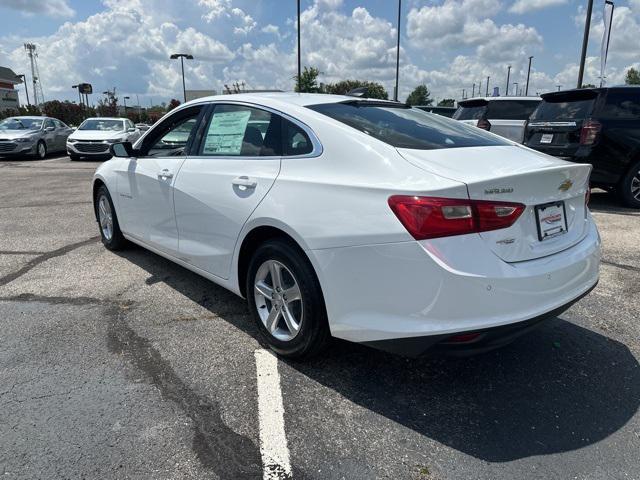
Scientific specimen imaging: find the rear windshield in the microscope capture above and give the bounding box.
[309,102,509,150]
[530,99,595,121]
[454,100,540,120]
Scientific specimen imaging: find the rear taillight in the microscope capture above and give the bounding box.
[580,119,601,146]
[388,196,525,240]
[477,118,491,131]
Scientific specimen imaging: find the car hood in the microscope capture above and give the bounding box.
[0,130,41,140]
[68,130,127,141]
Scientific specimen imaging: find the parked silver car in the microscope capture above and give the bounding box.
[0,116,72,159]
[67,117,141,161]
[453,97,541,143]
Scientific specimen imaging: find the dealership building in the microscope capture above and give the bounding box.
[0,67,22,113]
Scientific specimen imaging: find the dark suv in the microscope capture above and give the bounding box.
[524,86,640,208]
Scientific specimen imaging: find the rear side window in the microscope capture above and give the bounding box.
[486,100,540,120]
[283,119,313,156]
[599,91,640,119]
[531,91,598,121]
[309,102,510,150]
[199,104,281,157]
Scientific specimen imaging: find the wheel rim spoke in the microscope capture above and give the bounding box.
[265,307,281,333]
[254,280,274,299]
[269,262,283,290]
[283,284,301,303]
[281,304,299,334]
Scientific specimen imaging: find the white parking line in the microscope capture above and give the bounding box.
[254,349,292,479]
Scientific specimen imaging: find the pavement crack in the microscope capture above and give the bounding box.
[106,304,262,478]
[602,259,640,274]
[0,250,48,255]
[0,293,103,306]
[0,236,99,287]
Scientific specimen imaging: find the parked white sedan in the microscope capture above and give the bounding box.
[67,117,141,161]
[92,93,600,358]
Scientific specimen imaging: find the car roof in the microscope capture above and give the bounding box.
[182,91,402,109]
[5,116,48,120]
[460,96,542,103]
[83,117,125,121]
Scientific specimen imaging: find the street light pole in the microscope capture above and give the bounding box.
[514,82,519,96]
[472,83,475,97]
[123,96,130,116]
[577,0,594,88]
[297,0,302,92]
[394,0,401,101]
[18,74,30,106]
[72,84,82,107]
[525,56,533,96]
[486,76,490,96]
[170,53,194,102]
[505,65,511,96]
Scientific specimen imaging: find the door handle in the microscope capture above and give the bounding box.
[158,169,173,179]
[232,176,257,188]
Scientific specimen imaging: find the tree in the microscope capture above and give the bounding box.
[42,100,93,126]
[295,66,322,93]
[581,83,596,88]
[167,99,181,112]
[625,67,640,85]
[437,98,455,107]
[405,85,432,106]
[323,80,388,99]
[97,91,118,117]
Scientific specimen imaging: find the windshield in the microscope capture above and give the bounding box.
[0,118,43,130]
[530,99,595,121]
[309,102,509,150]
[78,119,125,131]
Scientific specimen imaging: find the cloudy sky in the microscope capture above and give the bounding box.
[1,0,638,106]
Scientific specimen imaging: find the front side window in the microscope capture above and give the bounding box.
[79,119,125,131]
[44,119,55,129]
[141,106,203,157]
[309,102,510,150]
[198,104,281,157]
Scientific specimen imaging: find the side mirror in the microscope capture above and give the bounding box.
[110,141,135,158]
[45,126,55,132]
[128,127,137,133]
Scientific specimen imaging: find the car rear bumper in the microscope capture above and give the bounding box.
[311,216,600,353]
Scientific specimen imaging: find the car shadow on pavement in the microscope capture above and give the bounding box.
[116,246,640,463]
[589,190,639,215]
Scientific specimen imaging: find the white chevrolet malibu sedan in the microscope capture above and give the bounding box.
[92,93,600,358]
[67,117,141,161]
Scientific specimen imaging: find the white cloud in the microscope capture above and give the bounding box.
[1,0,74,18]
[509,0,567,15]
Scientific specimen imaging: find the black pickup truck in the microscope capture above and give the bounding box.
[524,86,640,208]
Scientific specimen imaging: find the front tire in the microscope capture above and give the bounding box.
[618,160,640,208]
[34,141,47,160]
[95,185,127,250]
[246,239,330,359]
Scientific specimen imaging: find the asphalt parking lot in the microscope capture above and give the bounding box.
[1,154,639,480]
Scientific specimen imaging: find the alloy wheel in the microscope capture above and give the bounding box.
[98,195,114,241]
[254,260,303,341]
[38,142,46,159]
[631,170,640,201]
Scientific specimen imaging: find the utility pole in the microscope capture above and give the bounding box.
[525,56,533,96]
[577,0,594,88]
[170,53,193,102]
[505,65,512,96]
[123,96,130,115]
[462,89,465,100]
[17,74,30,106]
[472,83,476,97]
[297,0,302,92]
[486,76,490,96]
[394,0,402,101]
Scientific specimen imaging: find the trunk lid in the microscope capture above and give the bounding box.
[397,145,592,262]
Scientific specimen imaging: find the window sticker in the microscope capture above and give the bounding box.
[203,110,251,154]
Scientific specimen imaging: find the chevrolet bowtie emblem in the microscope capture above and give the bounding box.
[558,179,573,192]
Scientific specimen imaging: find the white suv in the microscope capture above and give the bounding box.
[453,97,541,143]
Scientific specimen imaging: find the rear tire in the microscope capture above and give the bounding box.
[95,185,128,250]
[246,238,330,359]
[618,160,640,209]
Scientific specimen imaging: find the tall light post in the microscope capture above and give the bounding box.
[170,53,193,102]
[577,0,594,88]
[486,76,490,96]
[505,65,512,96]
[72,84,82,107]
[297,0,301,92]
[525,56,533,96]
[472,83,476,97]
[123,96,130,116]
[18,74,30,106]
[513,82,519,96]
[394,0,402,101]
